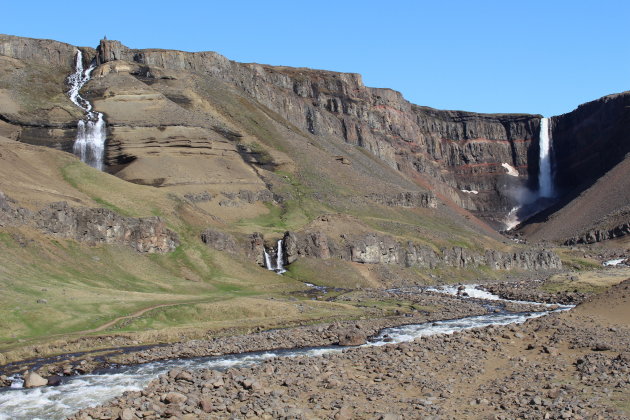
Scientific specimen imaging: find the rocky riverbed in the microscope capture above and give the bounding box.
[3,279,629,419]
[68,305,630,420]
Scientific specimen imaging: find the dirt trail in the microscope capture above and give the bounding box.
[80,300,205,334]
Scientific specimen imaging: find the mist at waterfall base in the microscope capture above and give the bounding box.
[68,51,106,171]
[503,117,556,230]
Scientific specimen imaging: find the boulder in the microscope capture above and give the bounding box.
[163,392,187,404]
[23,371,48,388]
[338,331,367,346]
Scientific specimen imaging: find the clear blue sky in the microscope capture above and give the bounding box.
[2,0,628,116]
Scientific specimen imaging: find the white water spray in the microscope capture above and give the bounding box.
[504,206,520,231]
[68,51,106,170]
[538,117,554,198]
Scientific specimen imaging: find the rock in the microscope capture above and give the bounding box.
[0,199,178,253]
[23,371,48,388]
[338,331,367,346]
[281,229,561,271]
[163,392,187,404]
[175,370,194,382]
[47,375,62,386]
[199,398,213,413]
[119,408,136,420]
[367,192,437,208]
[242,377,262,390]
[593,343,612,351]
[200,229,238,254]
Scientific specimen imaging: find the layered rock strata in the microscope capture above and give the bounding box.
[564,222,630,245]
[90,39,539,222]
[0,192,178,253]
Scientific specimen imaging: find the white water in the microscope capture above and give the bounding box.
[538,117,554,198]
[504,206,520,231]
[263,250,273,270]
[603,258,626,267]
[425,284,573,309]
[276,239,286,274]
[262,240,286,274]
[0,285,571,419]
[68,51,106,171]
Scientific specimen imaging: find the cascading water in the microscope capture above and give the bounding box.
[263,250,273,271]
[276,239,286,274]
[67,50,106,171]
[262,240,286,274]
[538,117,554,198]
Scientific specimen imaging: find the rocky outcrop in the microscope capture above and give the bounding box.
[367,192,437,208]
[0,193,178,253]
[0,34,93,68]
[247,232,266,266]
[563,222,630,245]
[200,229,239,254]
[281,230,560,271]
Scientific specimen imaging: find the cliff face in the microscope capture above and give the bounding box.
[282,230,561,271]
[551,92,630,193]
[92,40,540,225]
[2,35,627,239]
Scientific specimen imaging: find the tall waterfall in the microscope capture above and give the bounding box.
[67,50,106,170]
[538,117,554,198]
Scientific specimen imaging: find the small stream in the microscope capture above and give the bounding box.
[0,286,572,420]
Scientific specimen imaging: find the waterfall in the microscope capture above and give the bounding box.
[276,239,286,274]
[67,50,106,171]
[538,117,554,198]
[262,240,286,274]
[263,250,273,271]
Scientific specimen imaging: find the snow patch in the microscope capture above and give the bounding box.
[501,163,519,177]
[461,189,479,194]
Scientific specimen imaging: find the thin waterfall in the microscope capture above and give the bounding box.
[276,239,286,274]
[538,117,554,197]
[67,50,106,170]
[263,250,273,271]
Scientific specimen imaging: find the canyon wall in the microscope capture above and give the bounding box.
[551,92,630,193]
